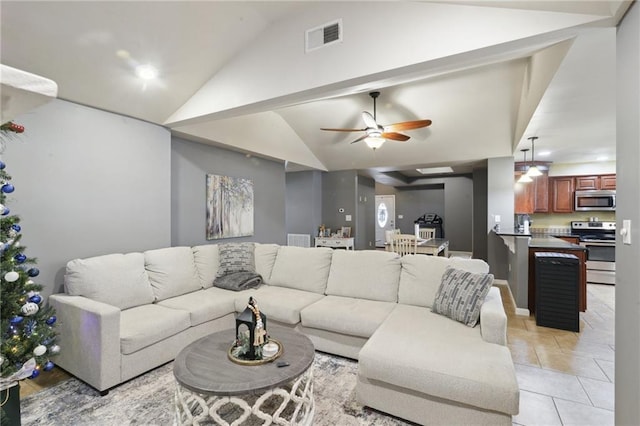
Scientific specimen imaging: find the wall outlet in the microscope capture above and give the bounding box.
[398,214,404,219]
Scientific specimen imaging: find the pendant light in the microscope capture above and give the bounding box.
[518,149,533,183]
[526,136,542,177]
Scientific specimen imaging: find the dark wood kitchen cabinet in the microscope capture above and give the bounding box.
[533,173,549,213]
[515,172,548,214]
[575,175,599,190]
[551,177,574,213]
[575,174,617,190]
[600,174,617,189]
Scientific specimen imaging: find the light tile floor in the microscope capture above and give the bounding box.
[22,283,616,426]
[498,282,616,426]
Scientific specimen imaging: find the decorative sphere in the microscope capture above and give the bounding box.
[29,294,42,304]
[30,369,40,379]
[9,316,23,325]
[43,361,54,371]
[21,302,39,316]
[27,268,40,277]
[0,160,5,170]
[1,183,15,194]
[11,224,21,232]
[46,316,57,325]
[50,345,61,355]
[33,345,47,356]
[15,253,27,264]
[4,271,20,282]
[1,207,9,216]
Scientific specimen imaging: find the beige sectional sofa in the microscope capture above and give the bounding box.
[49,243,519,425]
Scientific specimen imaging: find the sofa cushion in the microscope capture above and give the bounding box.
[301,295,396,338]
[192,244,219,289]
[432,267,494,327]
[217,242,255,277]
[64,253,155,310]
[156,287,237,326]
[268,246,333,294]
[144,247,201,301]
[254,243,279,283]
[398,255,490,308]
[359,304,519,415]
[325,250,401,302]
[233,286,324,325]
[120,304,190,354]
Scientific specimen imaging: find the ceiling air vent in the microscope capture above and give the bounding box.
[305,19,342,53]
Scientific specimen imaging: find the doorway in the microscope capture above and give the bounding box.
[375,195,395,247]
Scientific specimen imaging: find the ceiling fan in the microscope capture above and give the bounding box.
[321,91,432,149]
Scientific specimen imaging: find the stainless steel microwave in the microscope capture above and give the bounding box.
[575,190,616,211]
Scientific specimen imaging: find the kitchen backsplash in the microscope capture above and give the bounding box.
[530,212,616,233]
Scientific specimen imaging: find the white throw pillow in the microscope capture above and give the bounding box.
[144,247,201,301]
[269,246,333,294]
[64,253,155,310]
[192,244,220,289]
[325,250,401,302]
[254,243,279,283]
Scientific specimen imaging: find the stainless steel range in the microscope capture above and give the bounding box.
[570,221,616,285]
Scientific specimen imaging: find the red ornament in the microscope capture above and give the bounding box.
[9,123,24,133]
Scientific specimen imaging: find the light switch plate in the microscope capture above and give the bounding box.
[398,215,404,219]
[622,219,632,244]
[345,215,352,222]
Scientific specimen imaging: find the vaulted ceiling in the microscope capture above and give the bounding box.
[1,1,631,180]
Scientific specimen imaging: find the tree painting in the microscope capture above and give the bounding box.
[206,174,254,240]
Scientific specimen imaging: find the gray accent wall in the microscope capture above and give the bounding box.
[285,170,323,239]
[171,137,286,246]
[321,170,357,238]
[356,175,375,249]
[473,166,488,260]
[4,99,171,297]
[375,176,473,252]
[616,3,640,423]
[486,157,515,279]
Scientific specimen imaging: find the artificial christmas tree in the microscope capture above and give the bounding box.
[0,121,58,425]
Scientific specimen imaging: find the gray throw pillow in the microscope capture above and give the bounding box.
[432,266,494,327]
[216,242,255,278]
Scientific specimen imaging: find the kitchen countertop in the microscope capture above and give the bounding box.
[528,236,586,250]
[495,229,532,237]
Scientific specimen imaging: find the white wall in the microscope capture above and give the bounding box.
[615,3,640,424]
[3,99,171,297]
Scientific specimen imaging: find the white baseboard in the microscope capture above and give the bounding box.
[492,279,531,317]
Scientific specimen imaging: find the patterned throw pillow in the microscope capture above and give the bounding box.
[216,243,255,278]
[432,267,494,327]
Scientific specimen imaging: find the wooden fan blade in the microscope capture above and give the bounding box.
[349,134,368,144]
[321,127,367,132]
[362,111,379,129]
[384,119,432,132]
[381,132,410,142]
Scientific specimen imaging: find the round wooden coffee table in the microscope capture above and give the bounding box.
[173,325,315,425]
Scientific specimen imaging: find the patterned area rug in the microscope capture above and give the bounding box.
[21,352,413,425]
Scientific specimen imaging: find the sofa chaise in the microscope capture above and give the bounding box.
[49,243,519,425]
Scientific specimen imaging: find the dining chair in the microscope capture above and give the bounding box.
[418,228,436,240]
[385,228,401,244]
[390,234,418,256]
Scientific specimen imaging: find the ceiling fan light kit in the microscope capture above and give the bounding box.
[320,91,432,149]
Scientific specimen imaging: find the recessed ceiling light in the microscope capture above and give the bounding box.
[135,64,158,80]
[416,167,454,175]
[537,150,551,157]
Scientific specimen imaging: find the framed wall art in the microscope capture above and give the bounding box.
[206,174,254,240]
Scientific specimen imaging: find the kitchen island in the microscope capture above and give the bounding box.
[528,236,588,313]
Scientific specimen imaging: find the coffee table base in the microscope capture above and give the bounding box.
[175,366,314,426]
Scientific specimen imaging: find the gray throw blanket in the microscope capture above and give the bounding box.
[213,271,263,291]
